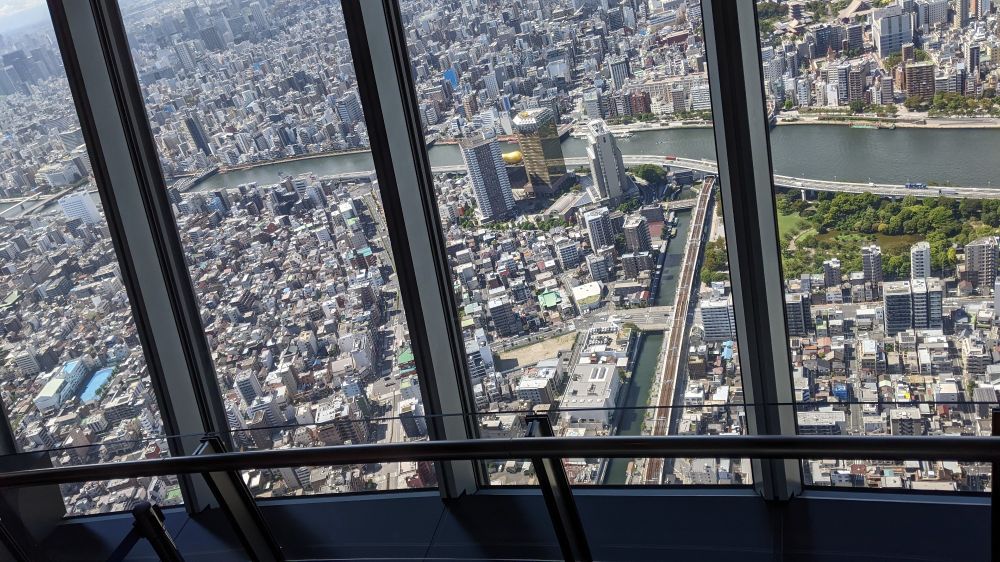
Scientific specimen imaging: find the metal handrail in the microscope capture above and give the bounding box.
[2,435,1000,488]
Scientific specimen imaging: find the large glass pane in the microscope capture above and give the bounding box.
[117,0,435,495]
[757,0,995,491]
[0,3,179,514]
[399,0,748,485]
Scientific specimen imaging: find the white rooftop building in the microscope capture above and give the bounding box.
[561,363,622,427]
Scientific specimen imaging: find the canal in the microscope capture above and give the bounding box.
[603,206,693,484]
[654,209,693,307]
[605,332,664,485]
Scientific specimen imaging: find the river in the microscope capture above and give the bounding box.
[193,125,1000,191]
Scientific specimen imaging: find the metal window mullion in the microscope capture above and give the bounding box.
[48,0,232,511]
[342,0,480,497]
[702,0,801,500]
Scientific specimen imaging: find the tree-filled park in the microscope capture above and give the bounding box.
[701,190,1000,284]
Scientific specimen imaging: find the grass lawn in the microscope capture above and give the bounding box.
[777,210,807,239]
[813,230,922,251]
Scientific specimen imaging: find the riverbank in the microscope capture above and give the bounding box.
[603,121,713,134]
[777,114,1000,129]
[220,147,375,172]
[434,123,575,145]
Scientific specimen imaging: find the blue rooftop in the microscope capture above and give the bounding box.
[79,367,113,402]
[63,359,82,376]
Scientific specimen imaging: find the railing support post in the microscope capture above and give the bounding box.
[193,436,284,561]
[107,502,183,562]
[131,503,184,562]
[526,414,592,562]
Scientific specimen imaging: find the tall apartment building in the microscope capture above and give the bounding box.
[823,258,842,288]
[184,116,212,155]
[904,61,936,99]
[883,280,912,335]
[910,241,931,279]
[582,88,604,119]
[465,327,495,382]
[398,398,427,438]
[235,371,263,405]
[915,0,949,28]
[861,244,883,296]
[889,407,927,435]
[846,22,864,52]
[785,292,812,337]
[487,296,518,337]
[966,236,999,290]
[58,190,101,225]
[875,74,894,105]
[583,207,613,250]
[513,108,567,197]
[880,277,944,333]
[587,253,611,282]
[623,215,652,253]
[621,251,654,279]
[608,55,632,90]
[13,347,40,376]
[826,61,850,105]
[585,119,628,201]
[956,0,971,28]
[871,5,914,57]
[459,130,516,221]
[555,238,581,270]
[910,277,944,330]
[978,0,992,18]
[335,91,363,125]
[847,66,865,103]
[964,43,981,74]
[315,397,370,445]
[702,296,736,342]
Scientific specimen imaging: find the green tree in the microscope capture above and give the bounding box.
[617,197,641,214]
[699,238,730,284]
[805,0,828,18]
[903,96,929,111]
[629,164,669,185]
[757,1,788,19]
